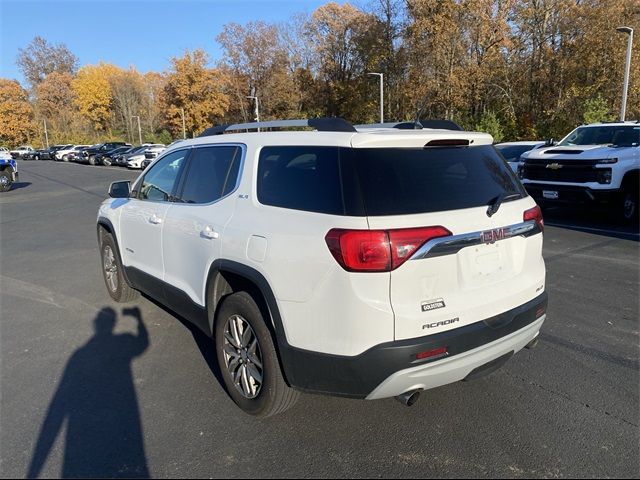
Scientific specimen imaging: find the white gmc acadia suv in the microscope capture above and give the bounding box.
[520,121,639,222]
[97,118,547,417]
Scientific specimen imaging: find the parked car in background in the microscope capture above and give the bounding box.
[22,148,50,161]
[126,145,164,169]
[495,141,547,173]
[43,145,72,160]
[114,145,151,166]
[81,142,131,165]
[10,146,34,159]
[55,145,89,161]
[143,144,166,159]
[96,146,132,166]
[520,121,640,223]
[141,157,153,169]
[0,147,10,158]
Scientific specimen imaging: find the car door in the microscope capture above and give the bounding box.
[119,149,190,292]
[162,144,243,309]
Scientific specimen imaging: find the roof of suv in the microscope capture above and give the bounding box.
[166,121,494,154]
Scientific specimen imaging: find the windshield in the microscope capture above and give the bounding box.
[495,145,538,162]
[559,125,640,147]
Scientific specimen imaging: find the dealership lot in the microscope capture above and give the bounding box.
[0,161,638,478]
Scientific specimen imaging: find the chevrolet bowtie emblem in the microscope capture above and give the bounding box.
[546,163,562,170]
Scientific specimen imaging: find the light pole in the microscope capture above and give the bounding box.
[367,72,384,123]
[43,119,49,148]
[180,108,186,139]
[131,115,142,145]
[247,90,260,131]
[617,26,634,122]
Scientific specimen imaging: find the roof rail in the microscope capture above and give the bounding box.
[198,117,356,137]
[355,119,463,131]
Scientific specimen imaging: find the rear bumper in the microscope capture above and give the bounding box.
[524,183,620,205]
[366,315,544,399]
[282,292,548,399]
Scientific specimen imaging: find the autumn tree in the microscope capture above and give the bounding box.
[305,2,384,121]
[72,63,120,132]
[109,68,145,142]
[33,71,77,143]
[218,21,300,121]
[16,36,78,88]
[0,79,35,146]
[161,50,230,138]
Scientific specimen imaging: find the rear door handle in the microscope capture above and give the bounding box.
[148,214,163,225]
[201,226,219,239]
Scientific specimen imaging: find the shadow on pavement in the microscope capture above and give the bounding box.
[542,205,639,241]
[6,182,32,191]
[27,307,150,479]
[141,293,227,392]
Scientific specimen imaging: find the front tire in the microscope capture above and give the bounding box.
[89,155,96,166]
[215,292,299,417]
[621,178,639,225]
[100,232,139,302]
[0,171,12,192]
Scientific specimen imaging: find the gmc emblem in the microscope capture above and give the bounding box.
[481,228,506,244]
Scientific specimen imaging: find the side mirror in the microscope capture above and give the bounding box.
[109,181,130,198]
[545,138,555,147]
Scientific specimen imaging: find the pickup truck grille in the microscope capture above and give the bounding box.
[522,159,602,183]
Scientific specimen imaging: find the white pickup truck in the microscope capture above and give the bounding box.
[519,122,639,223]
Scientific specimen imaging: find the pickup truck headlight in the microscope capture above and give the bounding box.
[597,158,618,164]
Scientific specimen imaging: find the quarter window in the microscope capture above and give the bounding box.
[138,150,188,202]
[178,146,242,204]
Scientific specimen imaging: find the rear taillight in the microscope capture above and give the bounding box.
[524,205,544,232]
[325,226,451,272]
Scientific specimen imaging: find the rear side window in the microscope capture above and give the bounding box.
[257,146,346,215]
[352,145,525,216]
[178,146,242,204]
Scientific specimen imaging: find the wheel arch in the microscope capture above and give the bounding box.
[205,260,295,385]
[622,169,639,187]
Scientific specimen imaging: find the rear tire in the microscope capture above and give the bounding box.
[103,157,112,167]
[89,155,96,166]
[214,292,299,417]
[100,231,139,302]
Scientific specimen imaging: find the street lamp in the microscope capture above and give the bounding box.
[131,115,142,145]
[617,26,634,122]
[367,72,384,123]
[247,87,260,131]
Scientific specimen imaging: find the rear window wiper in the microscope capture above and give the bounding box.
[486,193,520,217]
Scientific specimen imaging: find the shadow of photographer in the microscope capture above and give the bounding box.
[27,306,150,478]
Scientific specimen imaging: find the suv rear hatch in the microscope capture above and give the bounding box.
[347,139,545,341]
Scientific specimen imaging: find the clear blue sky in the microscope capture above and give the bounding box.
[0,0,337,85]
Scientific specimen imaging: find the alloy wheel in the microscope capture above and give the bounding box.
[222,315,264,399]
[103,245,118,292]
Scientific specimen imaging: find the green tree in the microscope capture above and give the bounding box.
[475,110,504,142]
[583,95,616,124]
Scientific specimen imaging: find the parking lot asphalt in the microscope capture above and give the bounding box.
[1,160,638,479]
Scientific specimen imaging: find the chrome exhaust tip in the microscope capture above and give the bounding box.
[395,389,422,407]
[525,337,539,349]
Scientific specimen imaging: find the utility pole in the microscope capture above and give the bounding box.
[367,72,384,123]
[617,27,634,122]
[43,119,49,148]
[131,115,142,145]
[180,108,186,139]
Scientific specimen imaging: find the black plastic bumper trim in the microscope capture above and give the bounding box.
[281,292,548,398]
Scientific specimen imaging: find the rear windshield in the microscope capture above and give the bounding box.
[257,145,525,216]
